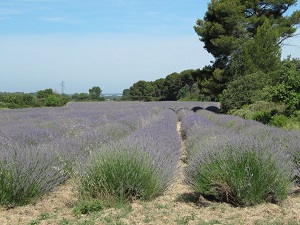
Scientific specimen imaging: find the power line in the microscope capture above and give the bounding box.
[61,81,65,94]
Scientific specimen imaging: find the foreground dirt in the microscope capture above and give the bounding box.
[0,123,299,225]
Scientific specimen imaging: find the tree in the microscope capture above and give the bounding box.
[153,78,167,100]
[233,19,282,75]
[36,89,54,99]
[122,89,131,100]
[271,57,300,113]
[72,93,90,101]
[192,66,228,101]
[221,71,272,112]
[195,0,300,68]
[177,83,200,101]
[89,86,102,100]
[164,73,182,100]
[44,94,64,107]
[129,80,155,101]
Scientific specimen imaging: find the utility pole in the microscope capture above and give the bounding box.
[61,81,65,94]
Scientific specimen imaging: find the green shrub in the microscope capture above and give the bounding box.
[252,110,272,124]
[78,148,163,202]
[229,107,254,120]
[248,101,286,113]
[186,141,293,206]
[269,114,288,127]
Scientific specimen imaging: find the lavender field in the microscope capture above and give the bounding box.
[0,101,219,207]
[0,101,299,216]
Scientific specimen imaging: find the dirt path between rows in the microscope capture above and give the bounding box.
[0,122,300,224]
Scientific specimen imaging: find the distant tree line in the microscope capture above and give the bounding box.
[0,86,104,109]
[71,86,105,102]
[122,68,225,102]
[0,89,70,109]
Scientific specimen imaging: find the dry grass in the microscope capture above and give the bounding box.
[0,123,299,225]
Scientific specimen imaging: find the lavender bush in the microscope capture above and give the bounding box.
[185,111,297,206]
[78,109,182,202]
[79,148,163,201]
[0,145,68,207]
[196,109,300,182]
[186,137,294,206]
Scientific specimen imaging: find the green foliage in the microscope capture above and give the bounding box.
[196,67,228,101]
[127,70,200,101]
[89,86,102,100]
[73,199,103,216]
[0,162,44,207]
[271,58,300,113]
[71,93,90,101]
[121,89,131,101]
[252,110,272,124]
[231,19,281,76]
[195,0,299,67]
[79,149,163,202]
[164,73,183,100]
[187,147,292,206]
[0,93,41,109]
[44,94,65,107]
[177,83,200,101]
[269,114,289,127]
[36,88,54,99]
[38,90,70,107]
[221,71,272,112]
[128,80,155,101]
[195,0,247,63]
[0,89,70,109]
[228,101,300,129]
[71,86,104,102]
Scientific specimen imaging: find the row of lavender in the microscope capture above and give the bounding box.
[78,108,182,200]
[180,109,299,206]
[0,102,163,206]
[0,102,217,206]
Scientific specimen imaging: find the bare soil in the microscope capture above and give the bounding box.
[0,122,299,225]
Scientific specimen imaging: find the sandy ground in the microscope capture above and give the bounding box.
[0,122,299,225]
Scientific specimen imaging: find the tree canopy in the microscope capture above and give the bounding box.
[195,0,300,67]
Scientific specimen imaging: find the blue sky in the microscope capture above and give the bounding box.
[0,0,299,94]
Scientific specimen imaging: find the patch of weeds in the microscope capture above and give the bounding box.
[28,220,40,225]
[73,199,104,216]
[27,212,51,225]
[38,212,51,220]
[154,203,169,209]
[143,216,153,223]
[59,218,73,225]
[115,221,127,225]
[99,204,132,225]
[103,214,113,224]
[77,219,96,225]
[114,204,132,220]
[176,214,195,225]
